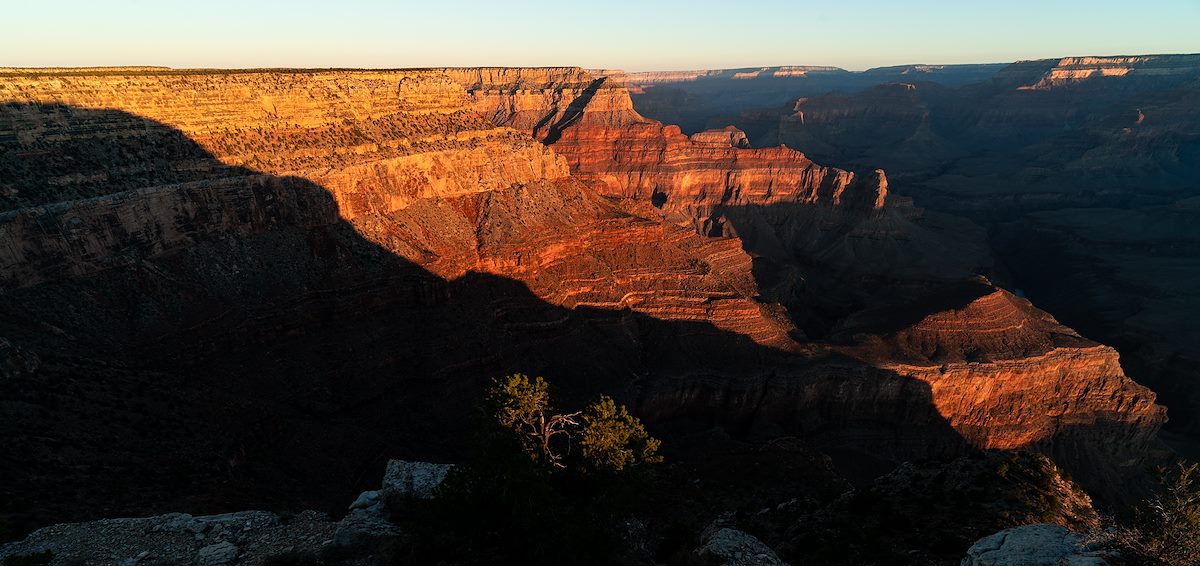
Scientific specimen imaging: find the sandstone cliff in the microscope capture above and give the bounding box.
[0,67,1167,536]
[441,67,1165,497]
[688,55,1200,458]
[445,68,992,284]
[0,69,804,532]
[0,70,796,349]
[446,67,994,331]
[445,68,886,208]
[1006,54,1200,90]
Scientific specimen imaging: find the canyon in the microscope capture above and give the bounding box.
[0,65,1175,560]
[624,54,1200,456]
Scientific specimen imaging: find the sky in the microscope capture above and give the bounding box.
[2,0,1198,71]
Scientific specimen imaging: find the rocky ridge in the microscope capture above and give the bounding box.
[662,54,1199,454]
[961,524,1110,565]
[0,69,794,347]
[448,67,992,292]
[0,460,450,565]
[1009,54,1200,90]
[440,68,1164,493]
[0,67,1168,539]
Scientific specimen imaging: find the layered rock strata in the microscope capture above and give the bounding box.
[0,68,1167,534]
[0,69,793,349]
[446,67,990,288]
[0,69,800,531]
[442,67,1165,494]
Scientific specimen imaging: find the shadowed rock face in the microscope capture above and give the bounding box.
[446,67,995,318]
[0,68,1166,537]
[771,69,1200,217]
[618,63,1009,135]
[446,68,1165,494]
[996,202,1200,443]
[445,68,889,211]
[624,54,1200,453]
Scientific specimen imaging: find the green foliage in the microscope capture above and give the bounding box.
[484,374,660,473]
[398,374,661,564]
[486,374,580,468]
[1107,461,1200,565]
[488,373,553,437]
[581,396,662,472]
[3,551,54,566]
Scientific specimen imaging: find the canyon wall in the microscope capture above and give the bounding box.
[764,55,1200,215]
[0,67,1168,533]
[438,67,1164,493]
[662,54,1199,452]
[0,69,805,530]
[446,67,991,288]
[0,70,797,348]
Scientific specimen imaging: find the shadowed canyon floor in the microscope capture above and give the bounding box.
[0,68,1172,561]
[624,55,1200,450]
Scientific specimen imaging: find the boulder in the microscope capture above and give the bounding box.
[334,460,451,555]
[196,541,238,565]
[382,459,453,499]
[962,524,1109,565]
[692,526,786,566]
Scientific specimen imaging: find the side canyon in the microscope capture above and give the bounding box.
[0,67,1171,558]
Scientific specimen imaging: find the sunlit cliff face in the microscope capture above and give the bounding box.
[0,68,1166,514]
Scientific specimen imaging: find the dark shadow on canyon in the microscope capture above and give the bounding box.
[678,198,1164,504]
[708,200,999,340]
[538,78,606,144]
[0,103,1152,544]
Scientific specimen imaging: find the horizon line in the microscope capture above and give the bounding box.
[5,52,1200,75]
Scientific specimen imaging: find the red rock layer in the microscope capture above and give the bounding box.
[1008,54,1200,90]
[443,67,1166,487]
[444,68,889,219]
[835,283,1165,465]
[443,68,988,288]
[0,69,798,351]
[0,68,1167,501]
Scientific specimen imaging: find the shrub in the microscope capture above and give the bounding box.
[580,396,662,472]
[487,374,579,467]
[1106,461,1200,565]
[402,374,662,564]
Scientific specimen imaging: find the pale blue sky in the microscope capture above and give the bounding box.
[3,0,1197,71]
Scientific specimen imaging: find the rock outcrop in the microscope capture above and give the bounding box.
[448,67,993,293]
[438,69,1164,497]
[691,525,787,566]
[1007,54,1200,90]
[961,524,1110,565]
[0,459,452,565]
[0,510,337,565]
[446,67,889,213]
[662,54,1198,455]
[0,67,1168,536]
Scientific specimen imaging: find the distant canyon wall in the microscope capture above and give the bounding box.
[0,68,1167,513]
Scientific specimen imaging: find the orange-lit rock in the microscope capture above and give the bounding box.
[0,69,796,350]
[445,68,889,216]
[0,68,1168,524]
[442,67,1166,496]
